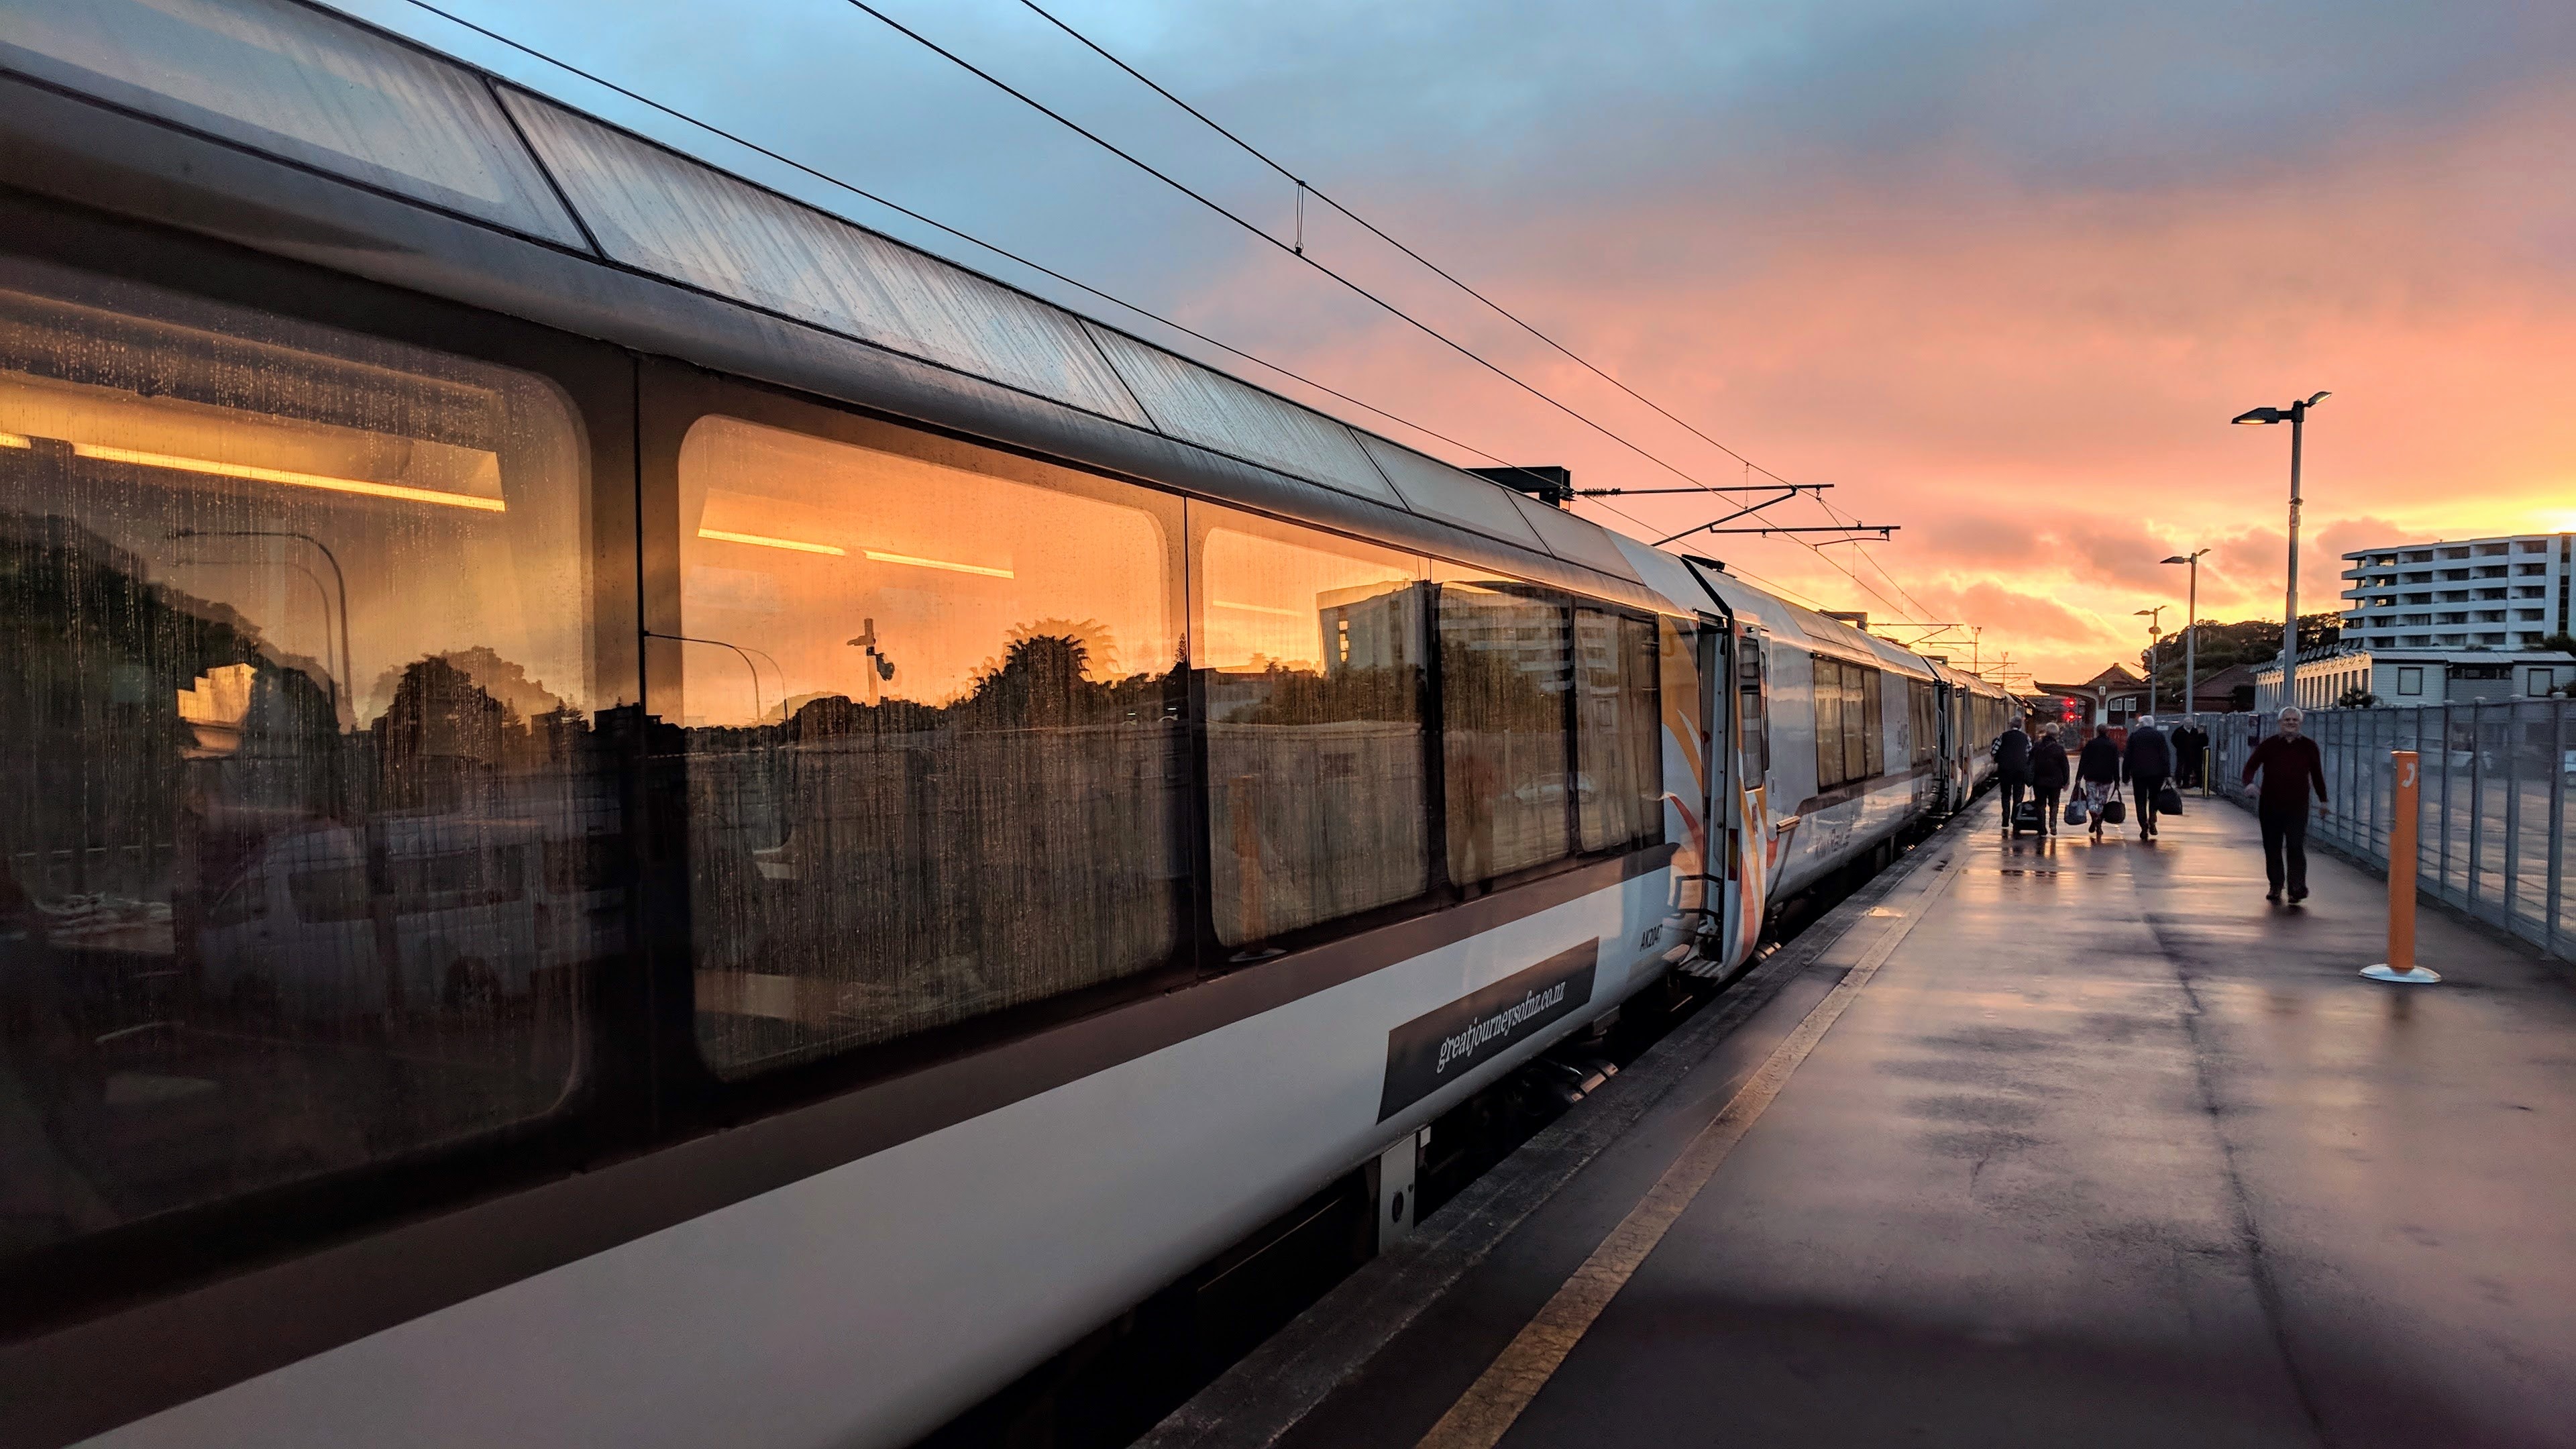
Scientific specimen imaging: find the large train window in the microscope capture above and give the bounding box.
[1909,679,1937,765]
[1435,571,1571,886]
[1814,657,1884,789]
[0,256,604,1253]
[1193,508,1428,947]
[673,416,1186,1077]
[1575,608,1662,851]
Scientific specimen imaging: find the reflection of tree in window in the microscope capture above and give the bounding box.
[0,261,606,1260]
[675,415,1187,1077]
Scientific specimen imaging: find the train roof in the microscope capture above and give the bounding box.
[0,0,1992,663]
[0,0,1699,611]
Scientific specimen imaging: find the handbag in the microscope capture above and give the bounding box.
[2155,782,2184,816]
[2064,797,2088,825]
[2100,796,2127,825]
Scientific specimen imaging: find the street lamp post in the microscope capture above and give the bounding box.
[2135,606,2167,718]
[2233,392,2330,710]
[2162,548,2209,721]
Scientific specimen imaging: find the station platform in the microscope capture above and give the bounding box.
[1143,792,2576,1449]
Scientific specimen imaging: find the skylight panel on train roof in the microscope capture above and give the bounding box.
[1507,492,1644,582]
[1352,433,1548,551]
[496,90,1152,428]
[1082,323,1403,508]
[0,0,585,247]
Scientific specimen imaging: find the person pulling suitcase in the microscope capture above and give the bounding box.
[2030,726,2070,838]
[2124,715,2174,840]
[2076,724,2123,842]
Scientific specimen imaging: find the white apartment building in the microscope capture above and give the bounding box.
[2339,532,2573,651]
[2256,646,2576,710]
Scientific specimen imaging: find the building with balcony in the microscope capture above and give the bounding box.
[2338,532,2574,652]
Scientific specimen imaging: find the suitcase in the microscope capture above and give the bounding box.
[2100,795,2127,826]
[2010,796,2045,836]
[2155,782,2184,816]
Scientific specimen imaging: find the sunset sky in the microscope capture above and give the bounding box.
[355,0,2576,684]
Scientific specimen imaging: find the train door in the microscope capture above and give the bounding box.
[1678,614,1725,951]
[1719,621,1771,968]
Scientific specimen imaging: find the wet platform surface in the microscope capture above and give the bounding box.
[1152,793,2576,1449]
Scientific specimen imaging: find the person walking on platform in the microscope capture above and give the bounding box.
[2242,707,2330,903]
[2171,716,2210,794]
[1992,717,2032,835]
[2029,725,2070,838]
[2076,724,2123,842]
[2124,715,2174,839]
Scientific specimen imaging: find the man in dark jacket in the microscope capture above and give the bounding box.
[2242,707,2330,902]
[2171,716,2210,793]
[2076,724,2123,841]
[1992,719,2032,833]
[2029,727,2071,837]
[2124,716,2174,840]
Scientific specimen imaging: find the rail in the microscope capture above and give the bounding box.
[2208,702,2575,962]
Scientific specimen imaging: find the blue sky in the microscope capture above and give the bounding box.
[346,0,2576,678]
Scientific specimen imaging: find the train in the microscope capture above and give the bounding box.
[0,2,2015,1445]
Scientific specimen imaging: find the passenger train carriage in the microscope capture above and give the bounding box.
[0,3,2015,1444]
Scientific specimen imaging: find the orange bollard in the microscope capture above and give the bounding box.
[2362,749,2440,984]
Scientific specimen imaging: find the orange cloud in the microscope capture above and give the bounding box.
[1195,87,2576,683]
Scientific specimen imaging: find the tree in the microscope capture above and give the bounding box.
[2334,685,2379,709]
[2140,614,2341,701]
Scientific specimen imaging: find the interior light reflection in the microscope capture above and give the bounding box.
[70,443,506,512]
[1210,598,1309,618]
[697,527,847,556]
[861,549,1013,579]
[692,527,1012,577]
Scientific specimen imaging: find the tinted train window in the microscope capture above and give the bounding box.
[1840,663,1868,783]
[1196,510,1427,946]
[1575,608,1661,852]
[1860,667,1884,777]
[1814,657,1847,788]
[1437,575,1570,885]
[0,258,606,1254]
[674,417,1185,1076]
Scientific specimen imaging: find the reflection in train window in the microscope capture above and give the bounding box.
[0,258,608,1259]
[1815,657,1847,788]
[675,416,1187,1076]
[1815,657,1885,790]
[1196,511,1428,946]
[1860,667,1884,778]
[1841,663,1868,783]
[1437,573,1571,885]
[1909,678,1937,766]
[1575,609,1662,853]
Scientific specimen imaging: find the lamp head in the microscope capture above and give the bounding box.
[2161,554,2189,564]
[2233,406,2287,425]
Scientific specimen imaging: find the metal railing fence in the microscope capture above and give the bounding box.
[2207,702,2575,962]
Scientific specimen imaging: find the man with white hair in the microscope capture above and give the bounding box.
[2241,707,2330,903]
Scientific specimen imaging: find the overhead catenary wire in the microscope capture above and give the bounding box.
[387,0,1951,635]
[1012,0,1806,492]
[384,0,1567,494]
[835,0,1749,500]
[994,1,1938,623]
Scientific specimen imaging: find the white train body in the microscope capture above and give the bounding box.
[0,4,2017,1444]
